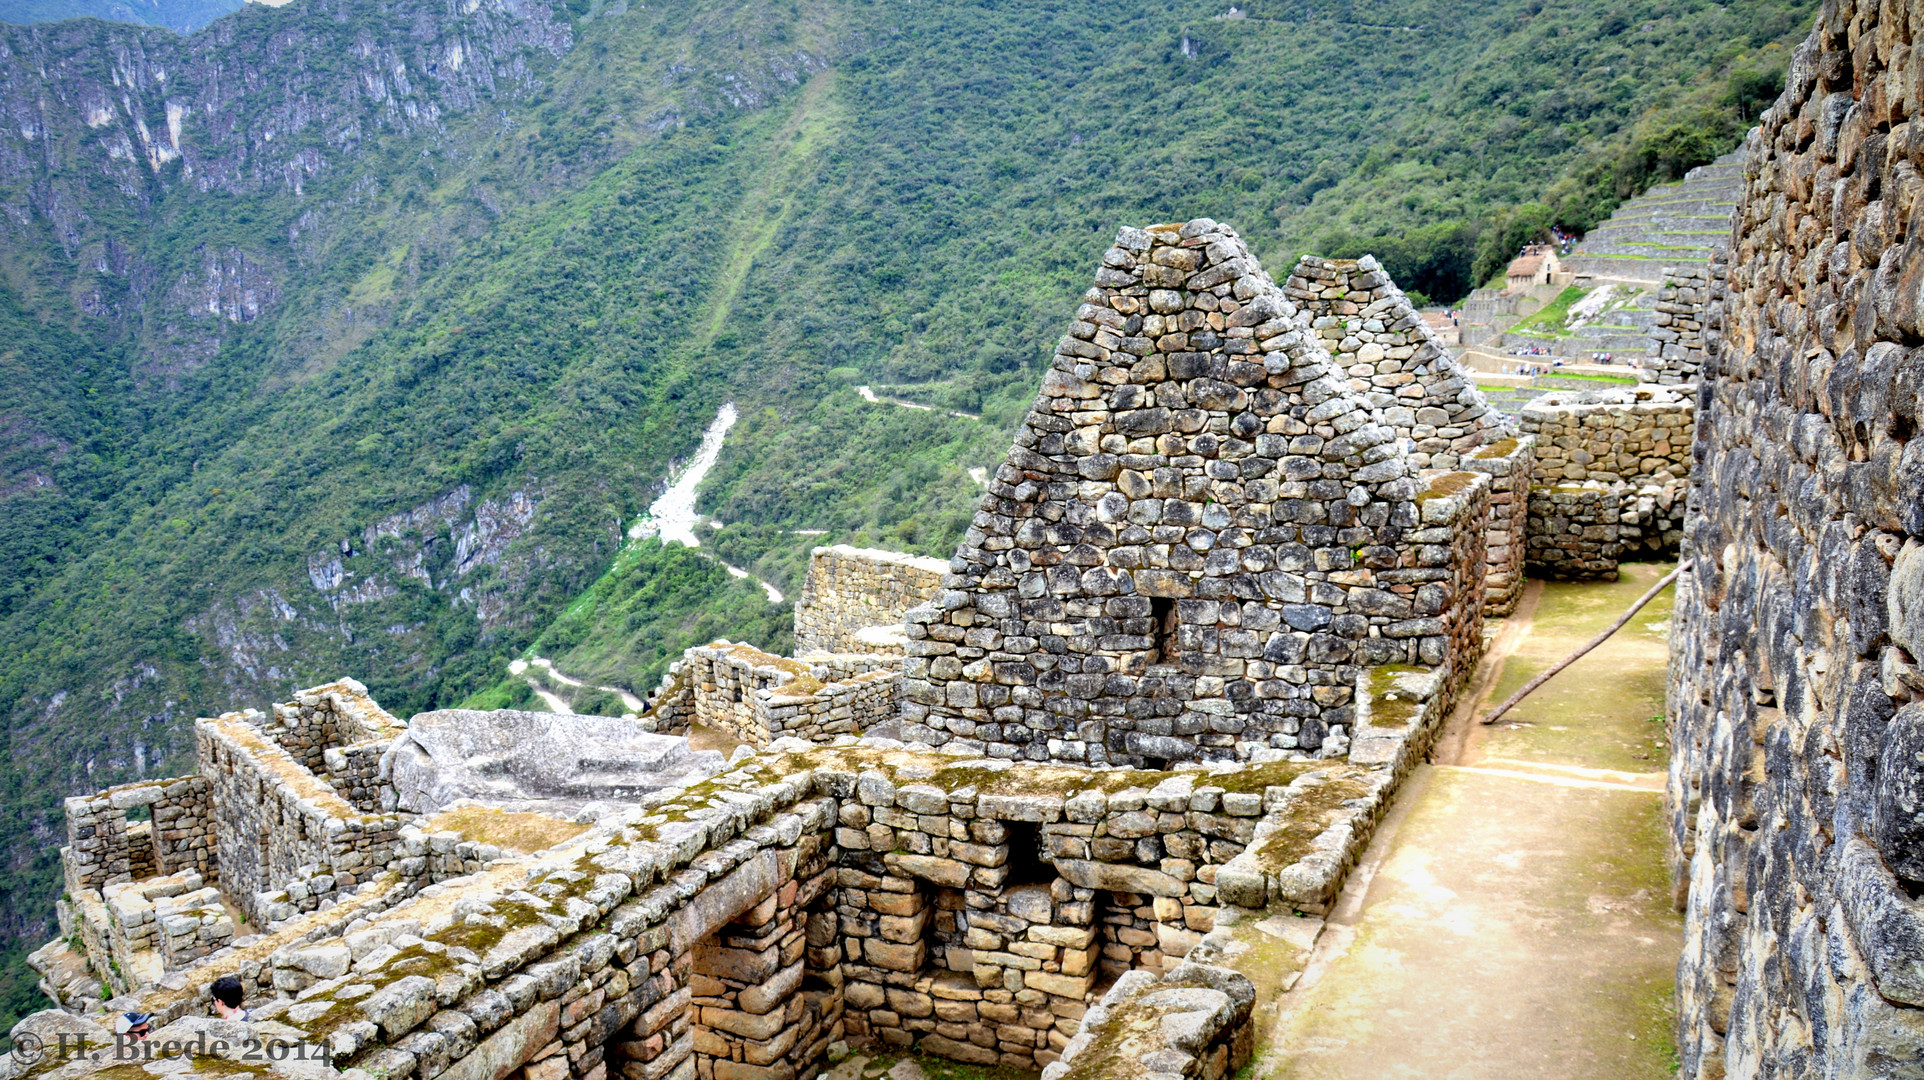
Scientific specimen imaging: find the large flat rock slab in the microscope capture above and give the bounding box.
[384,709,723,813]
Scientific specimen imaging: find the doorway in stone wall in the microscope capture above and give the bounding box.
[685,890,837,1080]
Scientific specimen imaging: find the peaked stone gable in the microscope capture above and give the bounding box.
[1287,255,1511,469]
[902,219,1457,768]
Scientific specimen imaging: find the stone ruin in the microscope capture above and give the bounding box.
[903,224,1511,768]
[26,182,1870,1080]
[17,224,1523,1080]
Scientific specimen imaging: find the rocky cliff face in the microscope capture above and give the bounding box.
[0,0,573,370]
[1668,1,1924,1074]
[0,0,572,204]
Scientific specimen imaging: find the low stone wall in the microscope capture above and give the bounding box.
[1517,385,1694,580]
[1519,386,1692,486]
[62,774,213,894]
[765,669,899,743]
[1462,436,1535,616]
[640,641,901,746]
[1526,483,1623,581]
[1526,477,1688,581]
[794,546,949,655]
[154,884,233,970]
[198,712,404,926]
[88,870,234,993]
[263,676,405,776]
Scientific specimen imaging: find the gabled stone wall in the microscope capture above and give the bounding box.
[905,220,1475,767]
[1286,255,1512,470]
[1668,3,1924,1075]
[794,546,949,655]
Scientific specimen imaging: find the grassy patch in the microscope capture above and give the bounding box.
[1509,285,1587,337]
[424,807,589,855]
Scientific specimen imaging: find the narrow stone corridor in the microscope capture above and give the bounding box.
[1264,562,1682,1080]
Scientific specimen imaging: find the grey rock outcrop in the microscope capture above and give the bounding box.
[382,709,722,813]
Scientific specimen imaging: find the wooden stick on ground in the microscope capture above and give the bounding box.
[1479,568,1681,726]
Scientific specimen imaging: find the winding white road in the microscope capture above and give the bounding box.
[855,385,980,420]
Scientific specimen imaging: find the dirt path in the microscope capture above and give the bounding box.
[1261,562,1681,1080]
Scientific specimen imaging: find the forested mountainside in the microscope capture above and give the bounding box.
[0,0,1812,1030]
[0,0,237,34]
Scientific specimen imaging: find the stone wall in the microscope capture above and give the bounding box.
[1517,385,1694,580]
[1525,483,1625,580]
[68,737,1402,1080]
[62,775,213,894]
[1462,435,1536,615]
[198,711,404,925]
[263,676,404,775]
[261,677,405,812]
[1650,251,1725,386]
[639,642,900,746]
[906,220,1479,767]
[794,546,949,655]
[1667,5,1924,1076]
[1519,386,1693,486]
[29,643,1475,1077]
[1287,255,1512,470]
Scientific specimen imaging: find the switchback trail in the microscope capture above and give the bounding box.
[1263,562,1681,1079]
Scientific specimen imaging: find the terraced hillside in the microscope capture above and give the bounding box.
[1467,152,1747,368]
[1564,151,1748,285]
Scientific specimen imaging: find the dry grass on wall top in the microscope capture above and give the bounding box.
[424,807,590,855]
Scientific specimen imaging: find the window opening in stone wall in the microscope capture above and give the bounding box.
[1003,822,1051,886]
[1148,596,1176,666]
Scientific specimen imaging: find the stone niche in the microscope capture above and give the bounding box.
[902,219,1488,767]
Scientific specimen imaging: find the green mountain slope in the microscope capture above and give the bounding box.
[0,0,1812,1032]
[0,0,240,34]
